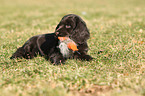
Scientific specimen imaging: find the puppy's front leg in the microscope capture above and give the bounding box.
[49,52,66,65]
[74,42,93,61]
[74,51,93,61]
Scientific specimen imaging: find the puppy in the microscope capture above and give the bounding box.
[10,14,93,64]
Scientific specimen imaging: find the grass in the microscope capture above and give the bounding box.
[0,0,145,96]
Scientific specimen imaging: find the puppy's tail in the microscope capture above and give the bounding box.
[10,47,25,59]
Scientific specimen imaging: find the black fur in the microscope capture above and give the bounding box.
[10,14,93,64]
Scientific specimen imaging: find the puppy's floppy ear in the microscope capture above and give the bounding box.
[72,16,90,44]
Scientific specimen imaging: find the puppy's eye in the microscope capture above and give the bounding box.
[65,25,71,29]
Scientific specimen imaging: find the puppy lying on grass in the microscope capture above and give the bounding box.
[10,14,93,64]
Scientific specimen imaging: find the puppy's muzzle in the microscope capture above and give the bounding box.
[55,32,59,36]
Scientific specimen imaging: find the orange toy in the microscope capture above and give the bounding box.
[58,37,69,41]
[58,37,78,51]
[67,42,78,51]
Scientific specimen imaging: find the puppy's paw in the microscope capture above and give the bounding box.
[53,60,64,65]
[82,55,93,61]
[50,57,66,65]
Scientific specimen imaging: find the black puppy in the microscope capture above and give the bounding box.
[10,14,93,64]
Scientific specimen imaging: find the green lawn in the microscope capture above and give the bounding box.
[0,0,145,96]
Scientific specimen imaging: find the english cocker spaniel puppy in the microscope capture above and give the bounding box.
[10,14,93,64]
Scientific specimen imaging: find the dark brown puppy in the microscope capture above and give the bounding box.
[10,14,93,64]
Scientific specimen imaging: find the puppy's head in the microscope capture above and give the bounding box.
[55,14,90,44]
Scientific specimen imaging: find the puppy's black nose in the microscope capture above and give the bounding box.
[55,32,59,35]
